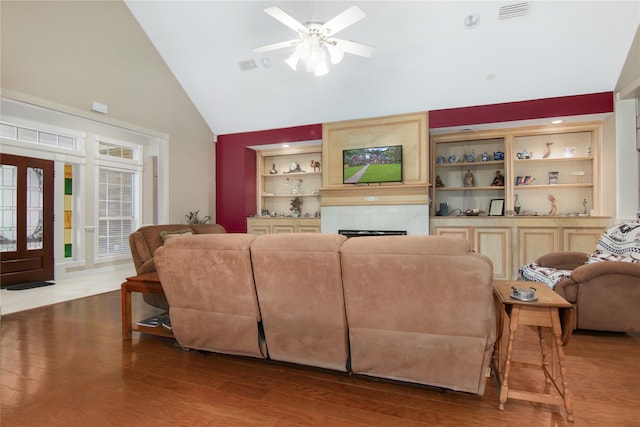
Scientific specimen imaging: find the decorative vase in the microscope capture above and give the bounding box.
[514,194,521,215]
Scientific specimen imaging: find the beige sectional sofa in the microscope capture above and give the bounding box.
[154,233,496,395]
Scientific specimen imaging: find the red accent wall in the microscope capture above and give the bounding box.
[429,92,613,128]
[216,124,322,232]
[216,92,613,233]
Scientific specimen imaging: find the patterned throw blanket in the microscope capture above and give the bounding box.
[520,222,640,289]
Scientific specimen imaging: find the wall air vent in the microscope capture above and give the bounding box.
[499,2,531,20]
[238,59,258,71]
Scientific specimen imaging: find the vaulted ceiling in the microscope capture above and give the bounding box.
[125,1,639,136]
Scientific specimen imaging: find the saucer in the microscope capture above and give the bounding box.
[510,292,538,302]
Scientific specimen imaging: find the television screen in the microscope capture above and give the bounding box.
[343,145,403,184]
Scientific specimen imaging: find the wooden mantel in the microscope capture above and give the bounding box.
[319,184,430,207]
[319,112,430,207]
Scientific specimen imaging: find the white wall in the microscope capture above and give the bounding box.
[614,98,640,221]
[1,1,215,224]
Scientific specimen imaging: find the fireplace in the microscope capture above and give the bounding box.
[339,229,407,238]
[321,205,430,235]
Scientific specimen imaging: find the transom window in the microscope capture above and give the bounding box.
[96,138,141,258]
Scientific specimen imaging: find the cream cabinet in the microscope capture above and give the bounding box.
[433,224,511,280]
[432,217,611,280]
[247,217,321,235]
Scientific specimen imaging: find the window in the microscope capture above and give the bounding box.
[98,168,136,257]
[0,121,77,150]
[96,138,141,258]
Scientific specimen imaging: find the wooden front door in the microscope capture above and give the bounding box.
[0,154,54,286]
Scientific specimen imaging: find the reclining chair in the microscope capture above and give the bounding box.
[520,222,640,332]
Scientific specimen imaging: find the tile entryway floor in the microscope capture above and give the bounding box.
[0,264,135,315]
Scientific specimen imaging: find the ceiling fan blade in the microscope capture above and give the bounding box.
[253,39,299,54]
[321,6,366,36]
[330,38,375,58]
[264,6,308,34]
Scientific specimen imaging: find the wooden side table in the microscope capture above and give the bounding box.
[493,280,574,422]
[121,272,174,340]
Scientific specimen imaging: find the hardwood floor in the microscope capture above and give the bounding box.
[2,291,639,426]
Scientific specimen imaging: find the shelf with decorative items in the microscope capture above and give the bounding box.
[431,122,601,218]
[431,133,506,217]
[511,125,597,217]
[248,143,323,234]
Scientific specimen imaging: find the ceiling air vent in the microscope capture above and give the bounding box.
[499,2,531,20]
[238,59,258,72]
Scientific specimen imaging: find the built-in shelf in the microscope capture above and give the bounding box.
[436,186,505,191]
[436,160,505,168]
[514,183,593,190]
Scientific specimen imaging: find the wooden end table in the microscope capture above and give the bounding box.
[121,272,174,340]
[493,280,574,422]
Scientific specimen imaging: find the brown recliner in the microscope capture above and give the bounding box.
[521,222,640,332]
[128,223,226,309]
[250,233,349,371]
[340,235,496,395]
[154,234,267,358]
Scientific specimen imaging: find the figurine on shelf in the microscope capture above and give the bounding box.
[464,170,475,187]
[491,170,505,186]
[435,175,445,187]
[290,197,303,218]
[269,163,278,174]
[310,160,321,172]
[464,150,476,163]
[548,194,557,215]
[542,142,553,159]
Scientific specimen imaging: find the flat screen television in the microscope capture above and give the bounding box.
[342,145,403,184]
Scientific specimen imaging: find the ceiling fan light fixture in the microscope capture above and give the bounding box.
[285,53,299,70]
[314,61,329,76]
[255,6,373,77]
[327,44,344,64]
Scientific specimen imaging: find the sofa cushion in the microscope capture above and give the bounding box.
[250,233,349,371]
[340,235,496,395]
[154,234,266,358]
[159,228,193,242]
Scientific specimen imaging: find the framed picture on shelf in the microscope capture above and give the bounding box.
[489,199,505,216]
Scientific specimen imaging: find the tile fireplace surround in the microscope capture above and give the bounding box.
[321,205,430,235]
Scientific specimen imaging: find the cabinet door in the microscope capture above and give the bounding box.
[518,227,559,266]
[562,227,604,253]
[433,227,472,243]
[474,227,511,280]
[297,225,321,233]
[247,224,271,235]
[272,225,295,233]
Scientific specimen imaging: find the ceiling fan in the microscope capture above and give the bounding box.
[253,5,375,76]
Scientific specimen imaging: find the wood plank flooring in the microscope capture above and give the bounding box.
[2,291,639,426]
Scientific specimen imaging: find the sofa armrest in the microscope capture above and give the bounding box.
[553,278,578,302]
[570,260,640,283]
[129,231,153,274]
[536,251,588,270]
